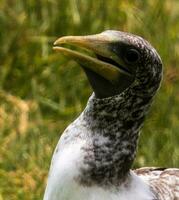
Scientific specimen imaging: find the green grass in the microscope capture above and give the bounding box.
[0,0,179,199]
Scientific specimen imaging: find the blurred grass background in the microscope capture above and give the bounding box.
[0,0,179,199]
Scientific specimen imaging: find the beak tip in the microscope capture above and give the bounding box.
[54,41,58,45]
[53,46,59,51]
[54,37,65,46]
[52,46,61,51]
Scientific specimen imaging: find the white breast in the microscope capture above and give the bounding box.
[43,138,155,200]
[43,138,86,200]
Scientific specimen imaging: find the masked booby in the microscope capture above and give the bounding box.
[43,30,179,200]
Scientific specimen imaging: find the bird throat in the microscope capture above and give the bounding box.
[83,67,134,98]
[77,86,153,187]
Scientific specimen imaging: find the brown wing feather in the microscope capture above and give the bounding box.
[134,167,179,200]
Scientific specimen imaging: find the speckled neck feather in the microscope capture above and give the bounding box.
[77,53,162,187]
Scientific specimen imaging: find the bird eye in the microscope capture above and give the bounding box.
[124,49,140,63]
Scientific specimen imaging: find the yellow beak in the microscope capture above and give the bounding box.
[53,32,131,83]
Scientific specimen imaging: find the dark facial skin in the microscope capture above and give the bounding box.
[83,67,134,98]
[82,43,140,98]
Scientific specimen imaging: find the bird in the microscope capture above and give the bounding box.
[43,30,179,200]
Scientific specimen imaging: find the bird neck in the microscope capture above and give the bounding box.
[79,85,154,187]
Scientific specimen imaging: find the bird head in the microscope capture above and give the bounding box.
[53,30,162,98]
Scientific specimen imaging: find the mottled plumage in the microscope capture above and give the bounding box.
[43,31,179,200]
[135,167,179,199]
